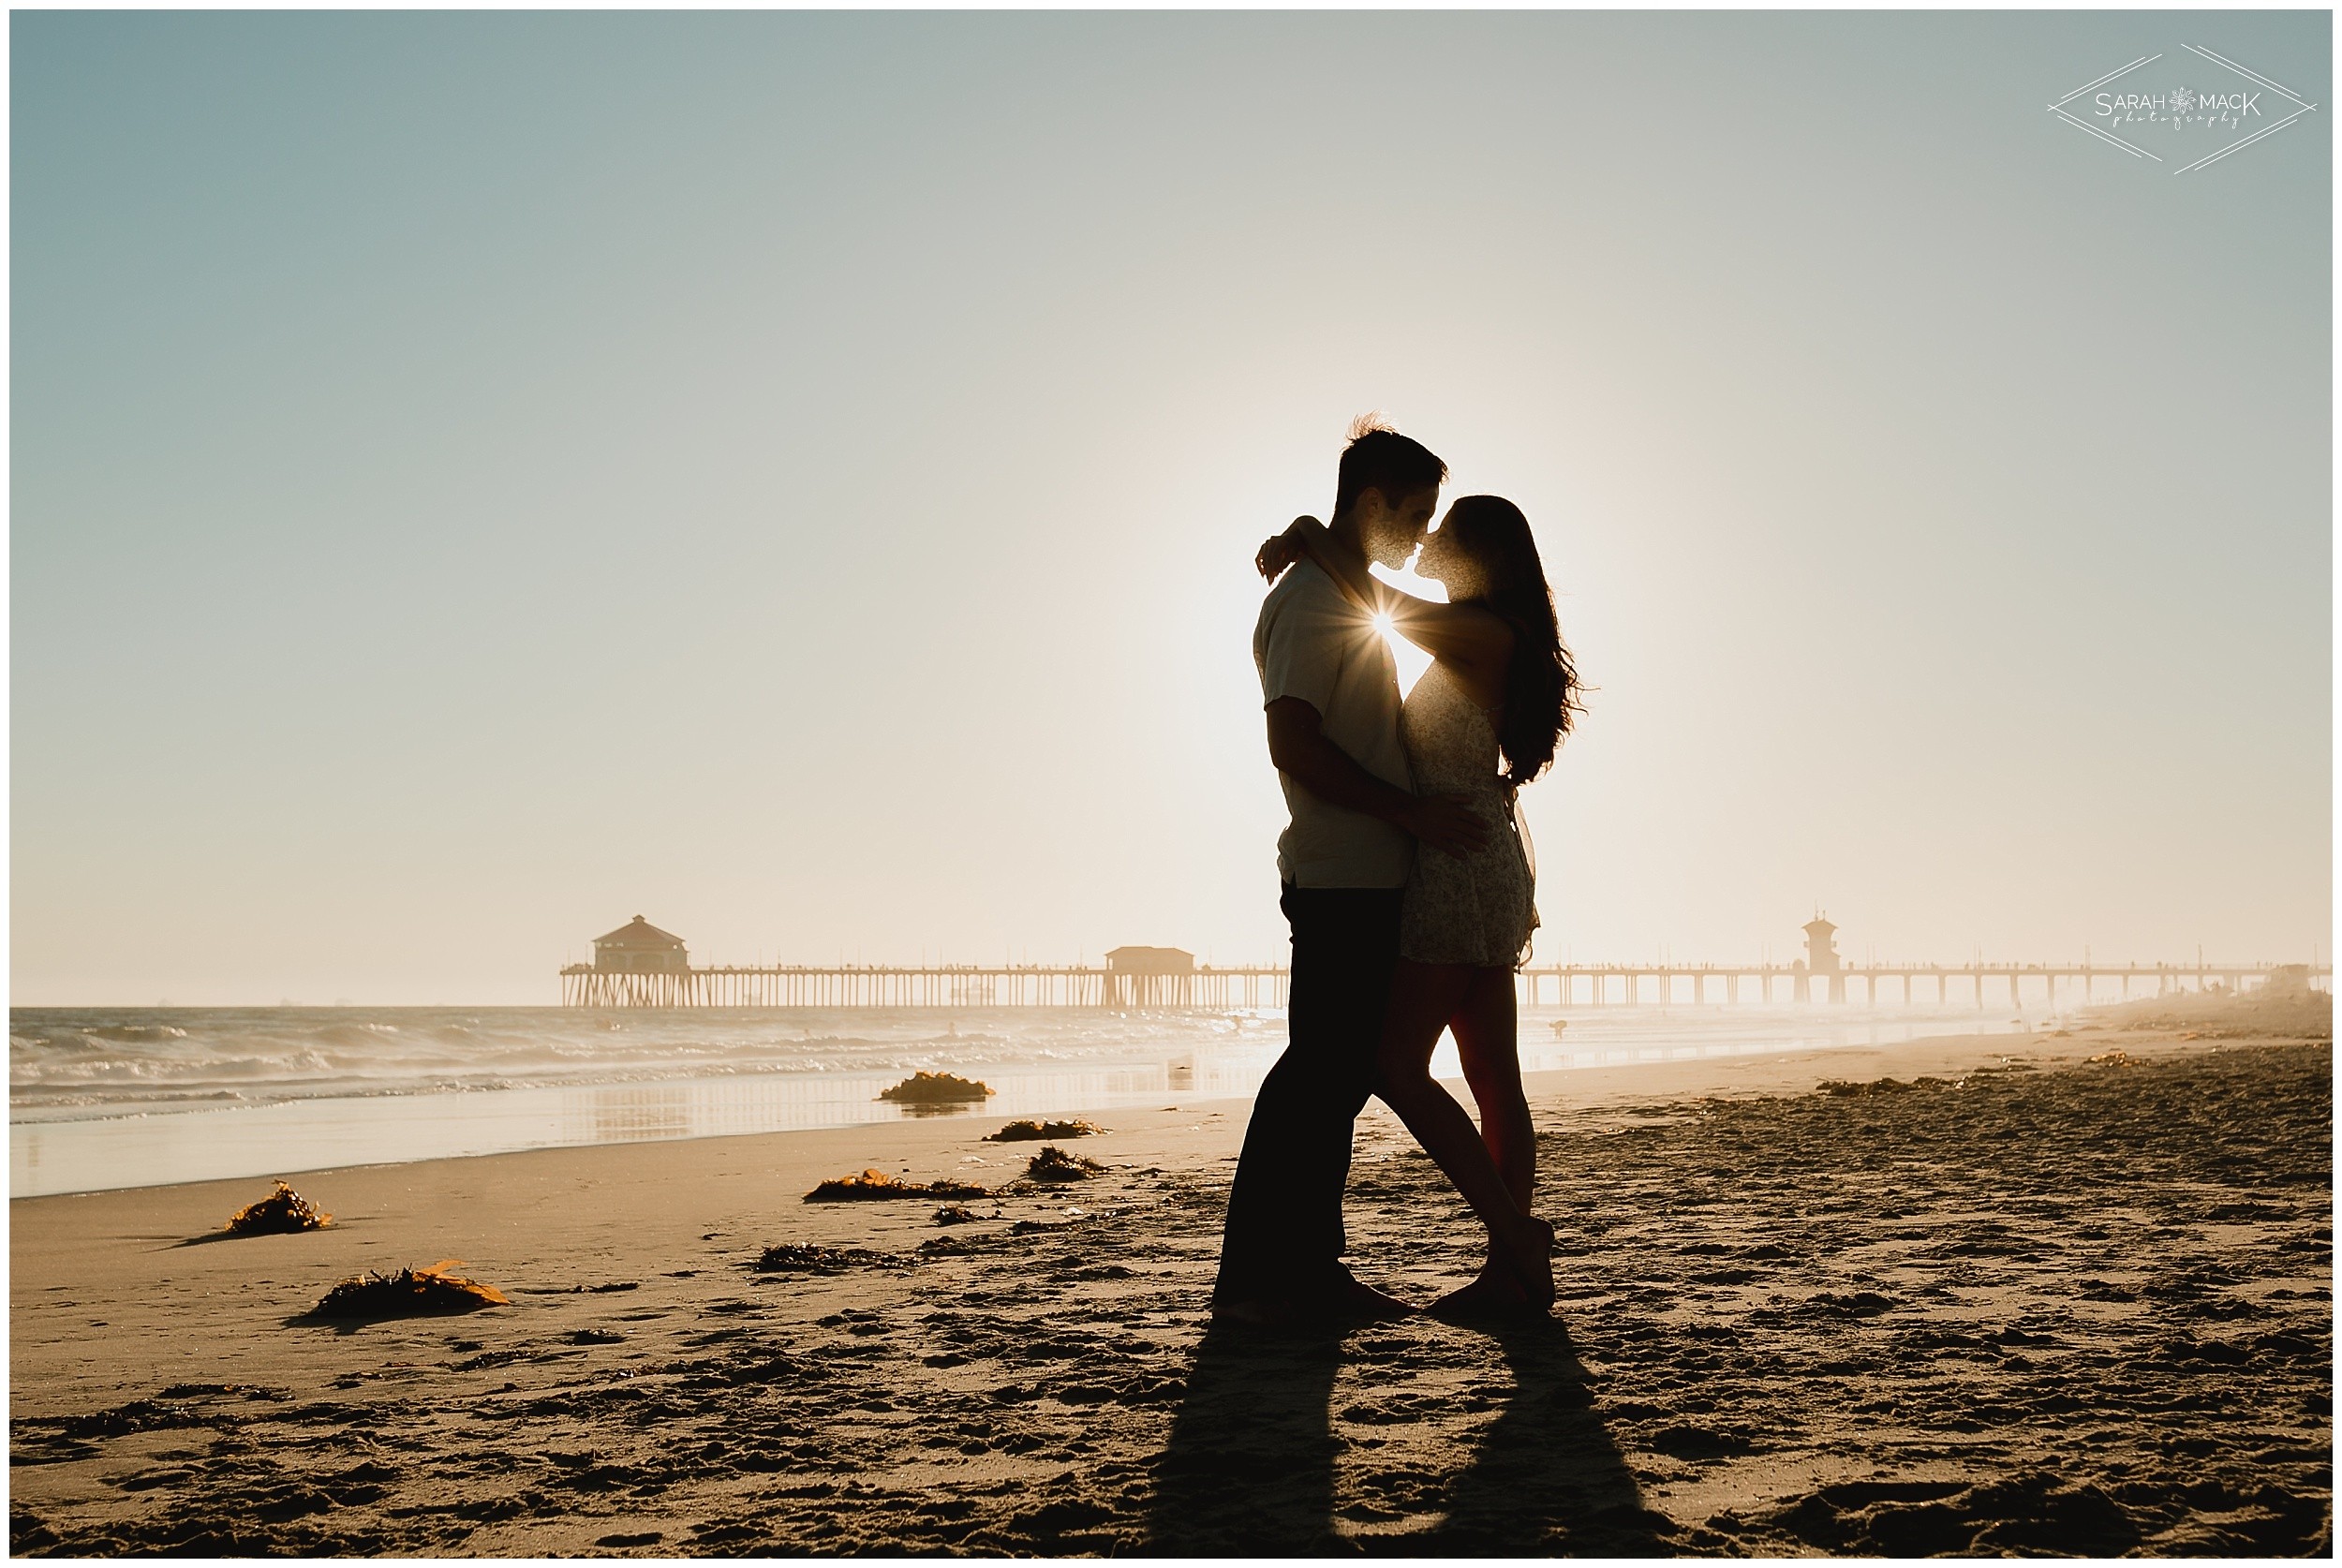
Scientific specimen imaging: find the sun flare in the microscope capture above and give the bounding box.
[1367,566,1442,696]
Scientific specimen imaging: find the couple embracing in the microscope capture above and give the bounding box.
[1215,418,1582,1329]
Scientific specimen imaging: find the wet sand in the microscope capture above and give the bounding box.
[10,1007,2331,1555]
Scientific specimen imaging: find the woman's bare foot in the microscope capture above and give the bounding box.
[1430,1265,1531,1320]
[1494,1214,1556,1309]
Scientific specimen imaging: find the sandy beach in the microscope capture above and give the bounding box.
[10,998,2331,1556]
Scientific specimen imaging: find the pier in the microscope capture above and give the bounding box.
[1510,960,2329,1011]
[560,914,2325,1010]
[560,958,2324,1013]
[558,962,1292,1010]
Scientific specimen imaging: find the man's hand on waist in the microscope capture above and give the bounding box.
[1399,792,1491,859]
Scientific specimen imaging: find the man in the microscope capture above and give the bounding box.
[1213,419,1489,1326]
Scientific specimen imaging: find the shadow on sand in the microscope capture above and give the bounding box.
[1148,1314,1668,1554]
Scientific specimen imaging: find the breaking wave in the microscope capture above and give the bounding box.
[9,1006,1280,1122]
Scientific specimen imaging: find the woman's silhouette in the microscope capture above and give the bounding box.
[1257,496,1580,1310]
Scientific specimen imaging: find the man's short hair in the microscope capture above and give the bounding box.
[1332,416,1447,525]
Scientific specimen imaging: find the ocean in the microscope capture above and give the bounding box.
[9,1003,2041,1197]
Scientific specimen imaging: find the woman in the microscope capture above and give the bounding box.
[1256,496,1580,1312]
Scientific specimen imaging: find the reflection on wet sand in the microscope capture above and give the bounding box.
[13,1009,2036,1197]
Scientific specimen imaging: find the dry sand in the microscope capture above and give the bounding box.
[10,1003,2332,1556]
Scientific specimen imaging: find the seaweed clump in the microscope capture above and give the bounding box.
[301,1260,508,1321]
[985,1118,1102,1142]
[879,1072,994,1105]
[804,1168,990,1203]
[750,1244,895,1274]
[226,1181,333,1235]
[1819,1077,1915,1099]
[1025,1146,1106,1182]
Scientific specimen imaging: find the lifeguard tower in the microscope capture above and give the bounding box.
[1794,914,1845,1004]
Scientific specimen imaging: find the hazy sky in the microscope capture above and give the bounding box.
[13,10,2331,1004]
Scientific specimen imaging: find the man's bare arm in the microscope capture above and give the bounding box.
[1262,518,1514,683]
[1265,698,1489,858]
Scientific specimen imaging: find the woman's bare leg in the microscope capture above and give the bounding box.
[1452,968,1535,1211]
[1445,968,1544,1301]
[1371,961,1551,1306]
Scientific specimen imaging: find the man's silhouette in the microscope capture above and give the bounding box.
[1214,420,1485,1325]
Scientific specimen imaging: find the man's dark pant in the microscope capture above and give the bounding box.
[1213,884,1404,1303]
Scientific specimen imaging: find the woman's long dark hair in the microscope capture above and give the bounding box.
[1439,495,1581,790]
